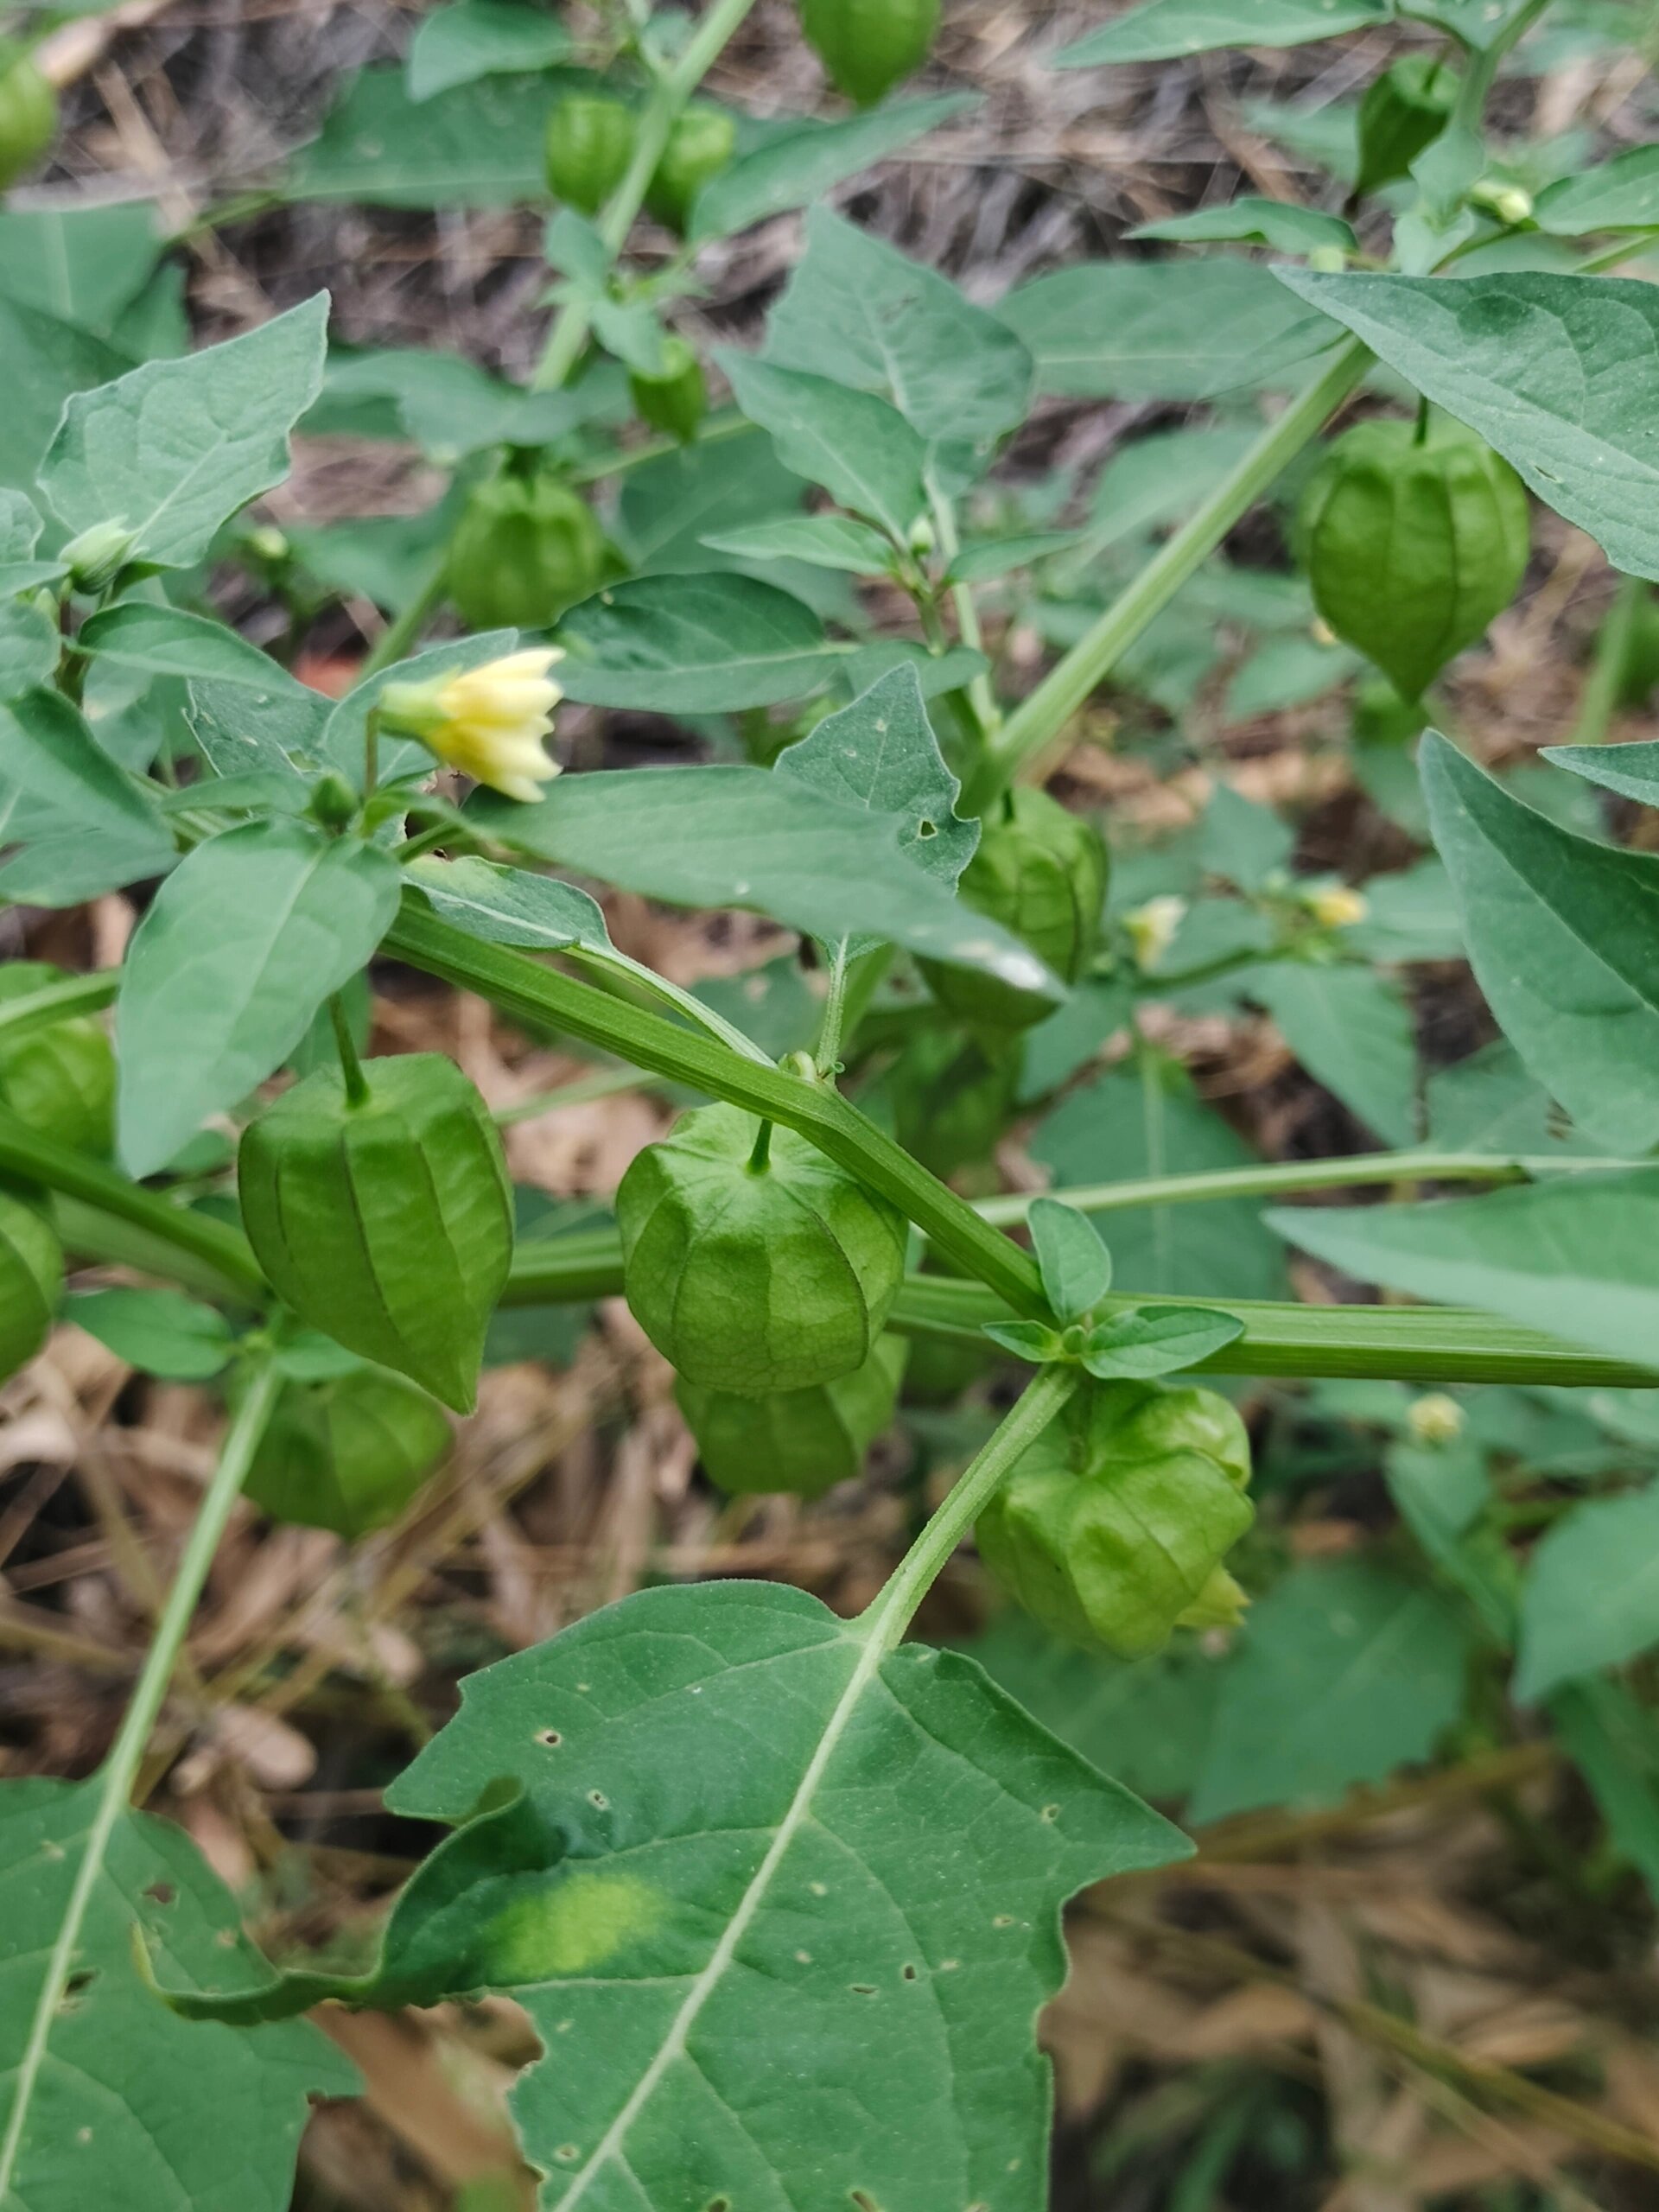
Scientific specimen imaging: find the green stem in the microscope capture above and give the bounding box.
[385,895,1048,1315]
[361,706,381,804]
[531,0,760,392]
[930,487,1001,740]
[54,1195,256,1304]
[565,943,775,1067]
[964,339,1371,809]
[1568,571,1644,747]
[0,1363,280,2204]
[567,409,754,486]
[0,970,118,1042]
[359,567,447,683]
[861,1365,1080,1648]
[747,1117,773,1173]
[329,994,370,1107]
[816,944,853,1077]
[0,1101,265,1300]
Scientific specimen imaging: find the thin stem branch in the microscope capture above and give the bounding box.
[531,0,760,392]
[816,943,852,1077]
[0,970,118,1042]
[964,339,1371,809]
[861,1364,1080,1649]
[0,1363,280,2203]
[329,995,370,1106]
[359,568,447,683]
[1568,570,1644,747]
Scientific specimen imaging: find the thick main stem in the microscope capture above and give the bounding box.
[0,1364,280,2201]
[531,0,760,392]
[964,339,1371,809]
[861,1364,1080,1649]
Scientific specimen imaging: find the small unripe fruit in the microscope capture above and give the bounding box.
[644,104,734,234]
[616,1102,906,1395]
[0,963,114,1156]
[544,92,635,214]
[799,0,941,106]
[629,336,707,444]
[677,1335,906,1497]
[1296,415,1529,702]
[0,44,57,193]
[245,1368,450,1537]
[238,1054,513,1414]
[0,1185,60,1382]
[918,786,1107,1030]
[446,473,608,632]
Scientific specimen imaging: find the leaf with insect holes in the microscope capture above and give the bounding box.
[40,296,328,570]
[1080,1305,1246,1381]
[1028,1197,1113,1323]
[0,1777,354,2212]
[154,1580,1186,2212]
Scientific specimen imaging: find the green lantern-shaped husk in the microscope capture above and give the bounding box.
[918,785,1107,1031]
[0,963,115,1156]
[446,470,609,632]
[677,1334,907,1497]
[976,1379,1254,1659]
[629,337,708,444]
[644,104,734,233]
[616,1102,907,1395]
[238,1053,514,1414]
[543,91,636,214]
[888,1028,1021,1184]
[798,0,941,106]
[1353,55,1459,197]
[245,1368,451,1539]
[0,42,57,192]
[1296,414,1530,703]
[0,1184,60,1382]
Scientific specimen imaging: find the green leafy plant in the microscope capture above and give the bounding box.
[3,0,1658,2205]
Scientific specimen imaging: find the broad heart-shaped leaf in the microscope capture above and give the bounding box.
[1536,147,1659,237]
[167,1580,1185,2210]
[1277,271,1659,582]
[0,1777,354,2212]
[1188,1560,1471,1823]
[0,687,175,906]
[764,207,1034,451]
[717,353,931,543]
[471,763,1060,998]
[1421,731,1659,1151]
[1251,964,1419,1148]
[1544,737,1659,806]
[1081,1304,1245,1380]
[773,663,977,960]
[0,297,131,496]
[690,94,977,240]
[1266,1173,1659,1377]
[1001,259,1338,400]
[1131,198,1356,253]
[554,575,846,712]
[77,601,285,690]
[41,296,328,570]
[1055,0,1389,63]
[1516,1484,1659,1702]
[406,0,571,99]
[1029,1196,1113,1321]
[116,818,402,1178]
[287,63,571,206]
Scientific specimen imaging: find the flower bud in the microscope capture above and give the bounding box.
[616,1102,906,1395]
[1304,883,1368,930]
[62,519,137,595]
[1472,178,1534,226]
[1124,893,1186,972]
[1408,1391,1465,1445]
[380,648,563,804]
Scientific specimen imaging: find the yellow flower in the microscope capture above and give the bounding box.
[1123,894,1186,971]
[1408,1393,1464,1446]
[1305,883,1368,930]
[380,647,563,803]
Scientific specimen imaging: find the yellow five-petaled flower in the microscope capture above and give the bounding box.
[380,647,564,804]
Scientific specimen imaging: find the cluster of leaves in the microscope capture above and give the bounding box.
[1,0,1658,2207]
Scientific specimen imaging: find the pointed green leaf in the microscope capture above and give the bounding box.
[1028,1195,1113,1321]
[1189,1560,1470,1821]
[0,296,131,495]
[1277,271,1659,581]
[1543,736,1659,805]
[162,1580,1185,2209]
[77,603,283,690]
[1252,965,1419,1147]
[65,1287,236,1379]
[983,1319,1069,1362]
[0,1777,354,2212]
[764,207,1034,449]
[0,601,58,702]
[1535,147,1659,237]
[116,819,402,1177]
[0,688,175,906]
[409,853,611,951]
[40,296,329,569]
[1421,730,1659,1150]
[690,95,978,240]
[554,575,842,712]
[1516,1484,1659,1701]
[700,514,897,575]
[1131,198,1356,252]
[1056,0,1388,65]
[717,352,931,541]
[0,202,162,335]
[1080,1304,1245,1380]
[287,64,563,207]
[1265,1173,1659,1375]
[406,0,572,100]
